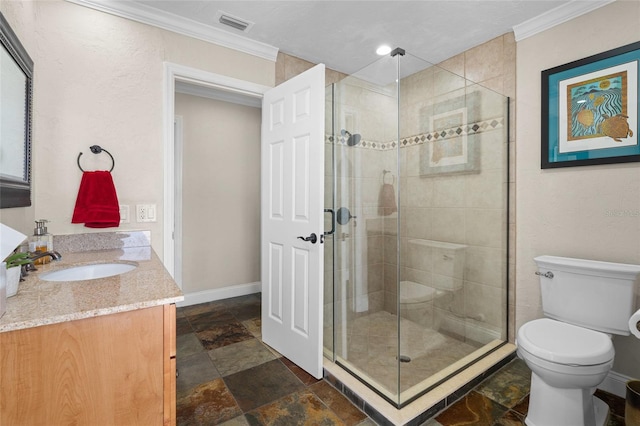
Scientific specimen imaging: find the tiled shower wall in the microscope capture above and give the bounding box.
[390,64,510,343]
[434,33,515,343]
[389,34,515,343]
[403,33,514,342]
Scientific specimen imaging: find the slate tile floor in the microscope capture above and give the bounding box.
[176,294,372,426]
[424,363,626,426]
[176,294,626,425]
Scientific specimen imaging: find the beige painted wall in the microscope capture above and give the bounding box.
[175,93,261,293]
[0,0,274,259]
[516,0,640,378]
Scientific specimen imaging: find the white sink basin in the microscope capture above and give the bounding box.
[39,263,137,282]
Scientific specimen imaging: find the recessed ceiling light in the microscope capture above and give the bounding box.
[376,45,392,56]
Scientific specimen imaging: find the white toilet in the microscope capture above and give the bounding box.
[517,255,640,426]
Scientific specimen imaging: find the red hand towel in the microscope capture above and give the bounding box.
[72,171,120,228]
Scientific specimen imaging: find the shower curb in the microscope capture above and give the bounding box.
[323,344,517,426]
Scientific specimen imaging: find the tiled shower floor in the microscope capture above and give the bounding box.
[175,294,626,425]
[337,311,481,394]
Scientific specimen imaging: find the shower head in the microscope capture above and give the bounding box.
[340,129,361,147]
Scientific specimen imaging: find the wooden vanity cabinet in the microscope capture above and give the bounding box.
[0,304,177,426]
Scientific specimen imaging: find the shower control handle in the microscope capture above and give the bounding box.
[336,207,356,225]
[297,233,318,244]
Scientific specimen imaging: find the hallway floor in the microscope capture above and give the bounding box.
[176,294,626,425]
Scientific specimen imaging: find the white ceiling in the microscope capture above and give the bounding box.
[70,0,614,75]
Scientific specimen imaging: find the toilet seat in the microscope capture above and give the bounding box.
[518,318,614,366]
[400,281,441,304]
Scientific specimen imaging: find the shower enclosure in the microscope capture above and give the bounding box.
[323,50,509,407]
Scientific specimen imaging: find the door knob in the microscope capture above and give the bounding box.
[297,233,317,244]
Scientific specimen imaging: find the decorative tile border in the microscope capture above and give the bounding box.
[326,116,505,151]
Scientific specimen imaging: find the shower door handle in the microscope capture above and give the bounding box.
[324,209,335,236]
[297,233,318,244]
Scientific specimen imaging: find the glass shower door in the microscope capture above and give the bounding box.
[328,54,402,403]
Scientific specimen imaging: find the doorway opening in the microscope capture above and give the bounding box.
[163,63,269,303]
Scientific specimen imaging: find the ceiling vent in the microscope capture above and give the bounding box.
[216,11,254,33]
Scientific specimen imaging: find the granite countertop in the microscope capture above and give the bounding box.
[0,232,184,333]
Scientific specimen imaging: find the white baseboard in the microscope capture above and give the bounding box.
[177,282,261,307]
[599,370,632,398]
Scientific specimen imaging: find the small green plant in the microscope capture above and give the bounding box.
[4,252,32,269]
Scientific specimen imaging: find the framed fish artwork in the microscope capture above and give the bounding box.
[541,41,640,168]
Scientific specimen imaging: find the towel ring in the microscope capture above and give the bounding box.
[383,169,395,185]
[77,145,115,172]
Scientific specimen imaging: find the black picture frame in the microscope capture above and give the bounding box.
[541,41,640,169]
[0,12,33,208]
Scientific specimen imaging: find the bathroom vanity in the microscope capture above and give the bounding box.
[0,233,183,425]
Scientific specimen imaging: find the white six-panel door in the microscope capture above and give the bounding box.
[261,64,325,379]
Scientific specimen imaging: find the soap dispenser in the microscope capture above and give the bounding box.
[29,219,53,264]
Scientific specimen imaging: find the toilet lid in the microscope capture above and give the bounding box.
[517,318,614,365]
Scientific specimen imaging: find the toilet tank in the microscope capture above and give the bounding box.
[408,239,466,291]
[534,255,640,335]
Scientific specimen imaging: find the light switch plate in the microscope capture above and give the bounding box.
[119,205,130,224]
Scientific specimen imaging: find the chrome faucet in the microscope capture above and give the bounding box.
[28,251,62,262]
[22,251,63,277]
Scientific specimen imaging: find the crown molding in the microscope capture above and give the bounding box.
[65,0,279,62]
[513,0,615,41]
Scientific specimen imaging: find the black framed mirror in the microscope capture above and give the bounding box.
[0,12,33,208]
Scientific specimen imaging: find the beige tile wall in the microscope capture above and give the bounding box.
[276,52,347,86]
[389,34,515,343]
